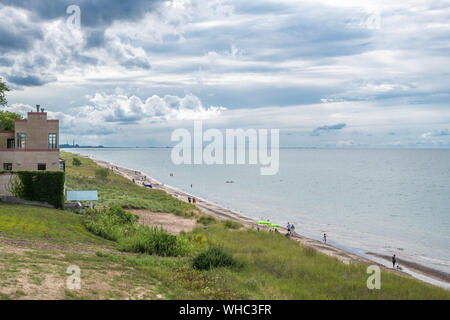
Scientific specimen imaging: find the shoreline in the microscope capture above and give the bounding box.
[77,153,449,289]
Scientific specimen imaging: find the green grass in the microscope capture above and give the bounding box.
[1,202,449,299]
[0,152,449,299]
[83,206,191,257]
[0,203,109,246]
[222,219,243,229]
[190,225,450,299]
[60,152,199,217]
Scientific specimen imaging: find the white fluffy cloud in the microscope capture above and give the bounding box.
[5,92,226,137]
[1,0,449,147]
[83,92,226,122]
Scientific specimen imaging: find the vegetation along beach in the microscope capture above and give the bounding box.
[0,152,448,300]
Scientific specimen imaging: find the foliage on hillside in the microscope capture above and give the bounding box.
[1,153,449,299]
[60,152,199,217]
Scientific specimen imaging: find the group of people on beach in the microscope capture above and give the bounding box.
[286,222,296,238]
[188,196,196,204]
[285,222,328,245]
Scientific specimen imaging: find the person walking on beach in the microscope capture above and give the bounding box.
[291,224,295,235]
[193,197,196,204]
[188,196,192,203]
[287,222,291,234]
[323,233,327,243]
[392,254,396,268]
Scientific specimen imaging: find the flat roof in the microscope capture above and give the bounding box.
[66,190,98,201]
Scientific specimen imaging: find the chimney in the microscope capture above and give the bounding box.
[41,108,45,112]
[36,104,40,112]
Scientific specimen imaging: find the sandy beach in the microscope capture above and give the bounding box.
[91,156,450,289]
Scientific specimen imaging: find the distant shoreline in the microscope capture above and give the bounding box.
[68,151,450,290]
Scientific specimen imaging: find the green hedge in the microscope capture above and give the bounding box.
[2,171,65,208]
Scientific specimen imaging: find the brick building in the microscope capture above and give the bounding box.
[0,105,63,171]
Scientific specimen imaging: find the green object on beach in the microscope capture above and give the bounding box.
[257,221,280,228]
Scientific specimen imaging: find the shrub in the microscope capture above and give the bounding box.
[95,168,109,180]
[84,208,134,241]
[84,206,189,256]
[7,171,65,208]
[106,205,138,225]
[197,215,217,225]
[192,247,237,270]
[84,206,137,241]
[84,218,127,241]
[222,219,242,229]
[72,157,82,166]
[192,233,207,246]
[118,226,189,256]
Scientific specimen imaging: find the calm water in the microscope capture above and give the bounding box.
[68,148,450,274]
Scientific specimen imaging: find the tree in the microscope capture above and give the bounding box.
[0,78,10,107]
[0,111,22,131]
[0,78,22,131]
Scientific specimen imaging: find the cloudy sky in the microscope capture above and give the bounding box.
[0,0,449,147]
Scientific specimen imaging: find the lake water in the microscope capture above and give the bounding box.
[67,148,450,275]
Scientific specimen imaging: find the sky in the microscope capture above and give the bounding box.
[0,0,449,148]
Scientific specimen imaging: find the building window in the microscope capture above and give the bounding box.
[3,163,12,170]
[48,133,57,149]
[37,163,46,170]
[7,139,14,149]
[17,133,26,149]
[59,159,65,171]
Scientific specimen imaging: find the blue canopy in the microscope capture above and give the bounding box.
[66,190,98,201]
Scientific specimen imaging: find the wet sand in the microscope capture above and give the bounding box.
[366,252,450,284]
[91,156,449,288]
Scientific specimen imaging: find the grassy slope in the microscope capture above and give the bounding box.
[0,203,108,246]
[0,153,449,300]
[60,152,199,217]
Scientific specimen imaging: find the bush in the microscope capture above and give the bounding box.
[222,219,242,229]
[118,226,190,257]
[84,207,135,241]
[84,206,189,256]
[106,205,138,225]
[192,247,237,270]
[197,215,217,225]
[95,168,109,180]
[7,171,65,208]
[72,157,82,166]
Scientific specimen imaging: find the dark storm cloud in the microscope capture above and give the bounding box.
[1,0,163,27]
[0,0,163,54]
[7,74,55,86]
[0,14,43,53]
[311,123,347,136]
[120,58,151,70]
